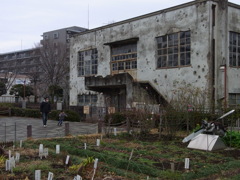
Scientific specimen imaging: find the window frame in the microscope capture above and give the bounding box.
[78,94,98,106]
[229,93,240,106]
[229,31,240,67]
[110,43,137,72]
[78,48,98,76]
[156,31,191,69]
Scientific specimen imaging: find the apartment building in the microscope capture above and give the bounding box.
[0,26,87,99]
[69,0,240,112]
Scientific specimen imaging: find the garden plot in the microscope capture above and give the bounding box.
[0,133,240,179]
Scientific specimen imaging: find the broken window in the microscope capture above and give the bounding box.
[111,43,137,71]
[156,31,191,68]
[78,48,98,76]
[229,32,240,67]
[78,94,98,106]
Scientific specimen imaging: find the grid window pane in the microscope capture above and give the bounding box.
[229,32,240,67]
[78,48,98,76]
[156,31,191,68]
[111,43,137,71]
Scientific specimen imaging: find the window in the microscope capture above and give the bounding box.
[53,33,59,39]
[229,32,240,67]
[156,31,191,68]
[78,94,98,106]
[78,49,98,76]
[111,43,137,71]
[229,93,240,106]
[44,35,48,40]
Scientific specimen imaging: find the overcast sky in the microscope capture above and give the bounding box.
[0,0,239,53]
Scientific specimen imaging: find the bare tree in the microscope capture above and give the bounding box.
[36,40,70,105]
[0,72,18,95]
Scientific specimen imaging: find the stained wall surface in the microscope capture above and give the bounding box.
[69,0,240,108]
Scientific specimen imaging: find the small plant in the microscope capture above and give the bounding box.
[68,164,82,174]
[0,155,6,168]
[81,156,94,167]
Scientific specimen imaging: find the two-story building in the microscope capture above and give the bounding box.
[69,0,240,114]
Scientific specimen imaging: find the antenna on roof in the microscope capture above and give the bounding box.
[88,3,90,29]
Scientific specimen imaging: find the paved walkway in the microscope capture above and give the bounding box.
[0,116,98,142]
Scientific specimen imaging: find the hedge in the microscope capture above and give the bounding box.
[9,107,81,122]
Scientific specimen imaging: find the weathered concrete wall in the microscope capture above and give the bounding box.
[69,1,212,106]
[69,0,240,107]
[228,5,240,94]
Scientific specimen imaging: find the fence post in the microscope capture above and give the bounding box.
[98,120,103,133]
[4,122,6,142]
[126,118,130,133]
[14,122,17,143]
[65,123,69,136]
[8,108,11,116]
[27,125,32,138]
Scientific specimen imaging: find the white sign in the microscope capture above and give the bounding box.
[47,172,54,180]
[96,139,100,147]
[65,155,70,165]
[56,145,60,154]
[5,160,10,171]
[39,144,44,159]
[15,152,20,163]
[44,148,48,158]
[35,170,41,180]
[114,128,117,136]
[94,158,98,169]
[184,158,190,169]
[8,150,11,159]
[84,143,87,150]
[73,175,82,180]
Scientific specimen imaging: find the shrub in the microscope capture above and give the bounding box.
[65,110,81,122]
[105,112,126,125]
[0,103,14,108]
[223,131,240,148]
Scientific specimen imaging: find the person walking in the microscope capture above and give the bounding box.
[58,110,67,126]
[40,97,51,127]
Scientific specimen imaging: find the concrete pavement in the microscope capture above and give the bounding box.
[0,116,98,142]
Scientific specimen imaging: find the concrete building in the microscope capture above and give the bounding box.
[69,0,240,113]
[0,26,87,101]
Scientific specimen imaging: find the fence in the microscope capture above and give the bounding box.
[0,119,99,143]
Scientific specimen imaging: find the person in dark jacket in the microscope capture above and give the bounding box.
[40,97,51,127]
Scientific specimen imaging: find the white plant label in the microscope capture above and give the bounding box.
[185,158,190,169]
[15,152,20,163]
[96,139,100,146]
[84,143,87,150]
[73,175,82,180]
[8,150,11,159]
[35,170,41,180]
[44,148,48,158]
[47,172,54,180]
[94,158,98,169]
[5,160,10,171]
[114,128,117,136]
[65,155,70,165]
[20,140,23,148]
[56,145,60,154]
